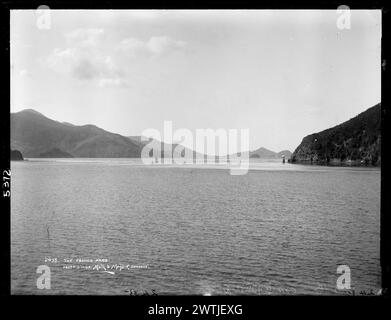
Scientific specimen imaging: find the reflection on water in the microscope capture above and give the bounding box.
[11,159,380,295]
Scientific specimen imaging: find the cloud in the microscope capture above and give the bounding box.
[66,28,104,47]
[47,28,126,87]
[46,29,186,87]
[48,48,125,86]
[118,35,186,57]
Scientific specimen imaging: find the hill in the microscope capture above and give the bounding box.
[249,147,292,159]
[128,136,204,160]
[39,148,74,158]
[290,104,381,166]
[11,108,293,161]
[11,109,142,158]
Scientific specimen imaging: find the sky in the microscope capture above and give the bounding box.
[11,10,381,152]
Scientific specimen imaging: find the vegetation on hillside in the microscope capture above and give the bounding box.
[290,104,381,166]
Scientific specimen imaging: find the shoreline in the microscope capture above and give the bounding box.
[288,159,381,168]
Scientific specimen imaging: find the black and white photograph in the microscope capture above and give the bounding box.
[5,6,386,299]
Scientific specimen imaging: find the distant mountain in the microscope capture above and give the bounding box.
[127,136,204,160]
[11,109,142,158]
[11,108,293,160]
[249,147,292,159]
[290,104,381,166]
[249,147,276,159]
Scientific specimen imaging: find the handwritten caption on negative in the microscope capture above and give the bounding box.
[44,257,148,273]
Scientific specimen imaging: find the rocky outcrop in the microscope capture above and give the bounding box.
[290,104,381,166]
[11,149,24,161]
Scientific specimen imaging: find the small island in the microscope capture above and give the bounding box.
[11,149,24,161]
